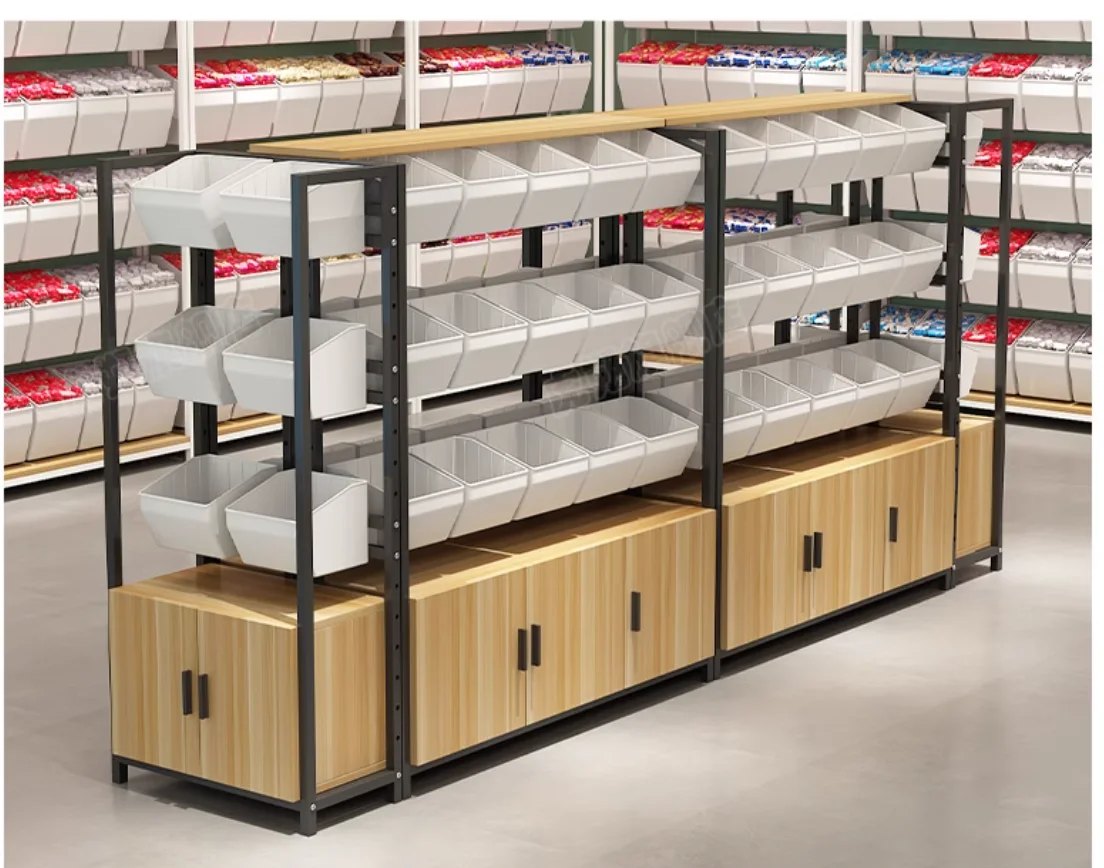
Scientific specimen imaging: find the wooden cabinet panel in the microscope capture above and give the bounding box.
[626,512,715,686]
[409,568,527,766]
[109,591,199,776]
[810,461,887,617]
[722,482,811,650]
[956,420,994,557]
[884,440,955,590]
[527,542,627,724]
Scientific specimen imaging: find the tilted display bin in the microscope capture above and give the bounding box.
[756,358,858,443]
[868,104,946,176]
[1068,345,1091,404]
[603,130,702,214]
[470,281,589,374]
[852,222,945,298]
[224,470,369,577]
[803,347,901,428]
[1071,253,1091,315]
[763,233,860,314]
[533,270,646,362]
[593,263,699,352]
[648,379,765,468]
[1017,257,1074,314]
[823,107,907,181]
[411,436,528,538]
[725,243,813,326]
[135,306,275,405]
[469,422,590,520]
[529,408,646,503]
[4,403,34,467]
[821,228,904,307]
[650,251,767,332]
[687,123,767,200]
[418,148,528,237]
[724,368,811,455]
[583,397,697,487]
[774,112,861,189]
[1019,165,1078,224]
[547,135,648,221]
[617,60,665,109]
[139,454,278,559]
[725,118,814,195]
[483,142,590,230]
[840,338,941,417]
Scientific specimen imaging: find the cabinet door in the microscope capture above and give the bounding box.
[196,612,299,802]
[810,461,888,617]
[722,483,812,650]
[884,441,955,591]
[409,569,527,766]
[527,542,627,724]
[109,591,200,776]
[626,514,715,687]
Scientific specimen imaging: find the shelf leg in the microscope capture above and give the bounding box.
[111,757,128,785]
[990,552,1003,572]
[299,803,317,837]
[940,569,955,591]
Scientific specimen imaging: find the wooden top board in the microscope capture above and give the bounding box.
[880,408,995,436]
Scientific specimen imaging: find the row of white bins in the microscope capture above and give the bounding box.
[128,137,700,255]
[5,188,151,264]
[137,396,699,574]
[5,21,170,55]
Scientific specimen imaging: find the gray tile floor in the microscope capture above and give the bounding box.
[3,386,1090,867]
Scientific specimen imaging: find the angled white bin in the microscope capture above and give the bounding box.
[135,306,275,405]
[484,142,589,230]
[604,130,702,213]
[129,154,270,249]
[1072,252,1091,315]
[593,263,699,351]
[763,233,859,314]
[411,436,528,538]
[1019,166,1077,224]
[725,244,813,326]
[758,357,857,442]
[617,61,665,109]
[724,118,814,195]
[529,408,646,503]
[225,470,369,576]
[363,155,463,244]
[1021,78,1082,134]
[330,452,463,549]
[409,291,527,388]
[648,379,765,468]
[139,454,277,559]
[650,251,767,331]
[418,149,528,236]
[687,123,767,200]
[852,222,944,297]
[471,281,589,374]
[222,317,367,418]
[842,338,941,418]
[868,104,946,176]
[822,229,904,306]
[724,368,811,455]
[584,396,697,487]
[775,113,861,189]
[804,347,901,428]
[470,422,589,520]
[532,270,646,362]
[823,108,906,181]
[549,136,648,221]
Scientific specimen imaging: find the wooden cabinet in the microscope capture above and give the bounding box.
[883,439,955,590]
[109,565,386,802]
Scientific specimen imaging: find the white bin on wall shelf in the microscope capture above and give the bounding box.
[18,94,77,159]
[418,244,452,287]
[483,142,589,230]
[660,62,709,106]
[552,222,592,265]
[225,470,369,576]
[548,136,648,220]
[973,21,1026,39]
[533,270,646,362]
[25,296,82,361]
[1013,343,1075,402]
[222,317,367,418]
[119,89,175,150]
[447,237,489,283]
[20,198,80,262]
[687,124,767,200]
[724,368,811,455]
[763,233,859,314]
[552,62,592,114]
[648,379,764,468]
[1069,350,1090,403]
[442,68,489,122]
[5,404,34,466]
[604,130,702,213]
[1074,168,1091,225]
[1019,167,1077,224]
[312,76,365,134]
[268,78,322,138]
[584,397,697,487]
[76,380,134,449]
[706,62,755,102]
[1020,78,1082,134]
[5,304,30,364]
[757,358,857,442]
[1027,21,1084,40]
[864,70,916,99]
[484,233,522,277]
[125,387,178,440]
[411,436,528,538]
[409,291,527,388]
[4,100,24,161]
[418,149,527,236]
[68,91,127,155]
[139,455,277,559]
[5,204,28,264]
[481,66,524,119]
[470,422,589,520]
[1071,257,1091,314]
[471,281,589,375]
[617,61,665,109]
[13,21,71,56]
[593,263,699,352]
[1016,258,1074,314]
[135,306,275,405]
[516,63,560,115]
[320,256,365,303]
[725,243,812,326]
[804,348,901,428]
[224,83,279,141]
[530,408,646,503]
[356,74,403,129]
[966,165,1022,219]
[24,393,85,462]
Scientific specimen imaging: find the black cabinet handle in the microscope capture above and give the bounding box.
[198,674,210,720]
[889,507,899,543]
[531,624,542,667]
[517,628,528,672]
[630,591,642,632]
[803,535,813,573]
[181,670,193,716]
[813,532,823,569]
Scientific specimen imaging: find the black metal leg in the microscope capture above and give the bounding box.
[940,569,955,591]
[774,191,795,344]
[598,357,621,401]
[598,215,621,399]
[190,246,219,568]
[111,756,128,785]
[622,211,644,264]
[621,351,644,398]
[991,102,1012,569]
[521,225,544,401]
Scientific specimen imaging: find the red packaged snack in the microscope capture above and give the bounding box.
[663,204,705,231]
[4,387,31,411]
[202,59,276,87]
[969,53,1040,78]
[488,229,523,238]
[977,227,1035,257]
[972,140,1037,167]
[964,315,1032,345]
[663,44,724,66]
[644,207,681,228]
[4,170,80,204]
[618,41,681,64]
[3,70,74,101]
[6,369,84,404]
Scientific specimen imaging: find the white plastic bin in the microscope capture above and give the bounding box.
[825,108,907,182]
[130,154,269,249]
[1021,78,1082,134]
[1013,344,1074,402]
[516,63,559,115]
[1069,348,1091,403]
[966,164,1022,219]
[822,229,904,307]
[604,130,701,213]
[135,306,275,405]
[529,408,646,503]
[594,263,698,351]
[484,233,522,277]
[13,21,71,56]
[724,368,811,455]
[1072,256,1091,315]
[330,452,463,549]
[4,404,34,466]
[356,74,403,129]
[470,422,589,520]
[18,94,77,159]
[757,357,858,442]
[763,233,860,314]
[222,316,367,418]
[418,149,528,236]
[725,118,815,195]
[973,21,1026,39]
[804,347,901,427]
[119,89,175,150]
[443,68,489,122]
[484,142,589,230]
[75,379,134,449]
[1017,258,1074,313]
[5,204,27,263]
[706,62,756,102]
[1077,79,1092,134]
[69,91,127,155]
[321,256,365,303]
[224,82,279,141]
[5,304,30,364]
[225,470,369,576]
[660,63,708,106]
[126,385,178,439]
[852,222,945,298]
[125,283,180,345]
[139,454,277,558]
[418,244,452,287]
[868,104,946,177]
[547,136,648,221]
[447,238,489,283]
[617,61,665,109]
[471,281,589,374]
[314,77,365,135]
[363,155,463,244]
[25,393,85,461]
[553,222,592,265]
[725,243,813,326]
[411,436,528,538]
[21,198,80,262]
[650,251,767,332]
[842,339,941,417]
[1074,167,1091,225]
[533,270,646,361]
[1019,166,1077,224]
[72,191,128,256]
[269,78,322,138]
[219,160,367,259]
[775,112,861,188]
[409,291,527,388]
[688,124,767,200]
[25,297,83,361]
[1027,21,1084,40]
[481,66,524,118]
[584,396,697,487]
[4,101,24,161]
[648,379,765,467]
[234,270,280,312]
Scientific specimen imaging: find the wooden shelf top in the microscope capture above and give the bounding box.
[4,431,188,483]
[249,92,908,160]
[881,408,995,436]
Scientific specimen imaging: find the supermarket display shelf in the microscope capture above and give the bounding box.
[4,430,188,488]
[962,390,1091,423]
[644,351,703,369]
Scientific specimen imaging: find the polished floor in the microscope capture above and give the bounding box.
[4,392,1090,868]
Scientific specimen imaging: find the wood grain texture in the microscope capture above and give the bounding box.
[6,431,188,481]
[410,567,527,766]
[109,591,199,775]
[956,419,994,557]
[883,440,955,590]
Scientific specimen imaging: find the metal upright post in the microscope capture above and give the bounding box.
[621,211,645,398]
[280,257,295,468]
[828,183,844,331]
[846,180,863,343]
[773,191,795,345]
[521,226,544,401]
[867,177,884,339]
[597,214,621,400]
[190,249,218,459]
[990,102,1012,572]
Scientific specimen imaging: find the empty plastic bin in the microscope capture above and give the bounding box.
[724,368,812,455]
[222,316,367,418]
[757,357,858,442]
[548,136,648,221]
[418,149,528,237]
[820,229,904,307]
[130,154,270,249]
[725,118,815,195]
[763,233,860,314]
[139,454,278,559]
[225,470,369,576]
[687,124,768,201]
[532,270,646,362]
[329,452,463,549]
[867,104,947,177]
[803,347,901,428]
[471,281,589,374]
[823,108,907,181]
[363,155,464,244]
[411,436,528,538]
[852,222,945,298]
[725,243,813,326]
[483,142,590,229]
[648,379,765,467]
[135,306,275,405]
[409,291,527,389]
[603,130,702,214]
[774,113,861,189]
[529,408,646,503]
[841,338,941,417]
[469,422,589,520]
[592,263,698,352]
[583,397,697,487]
